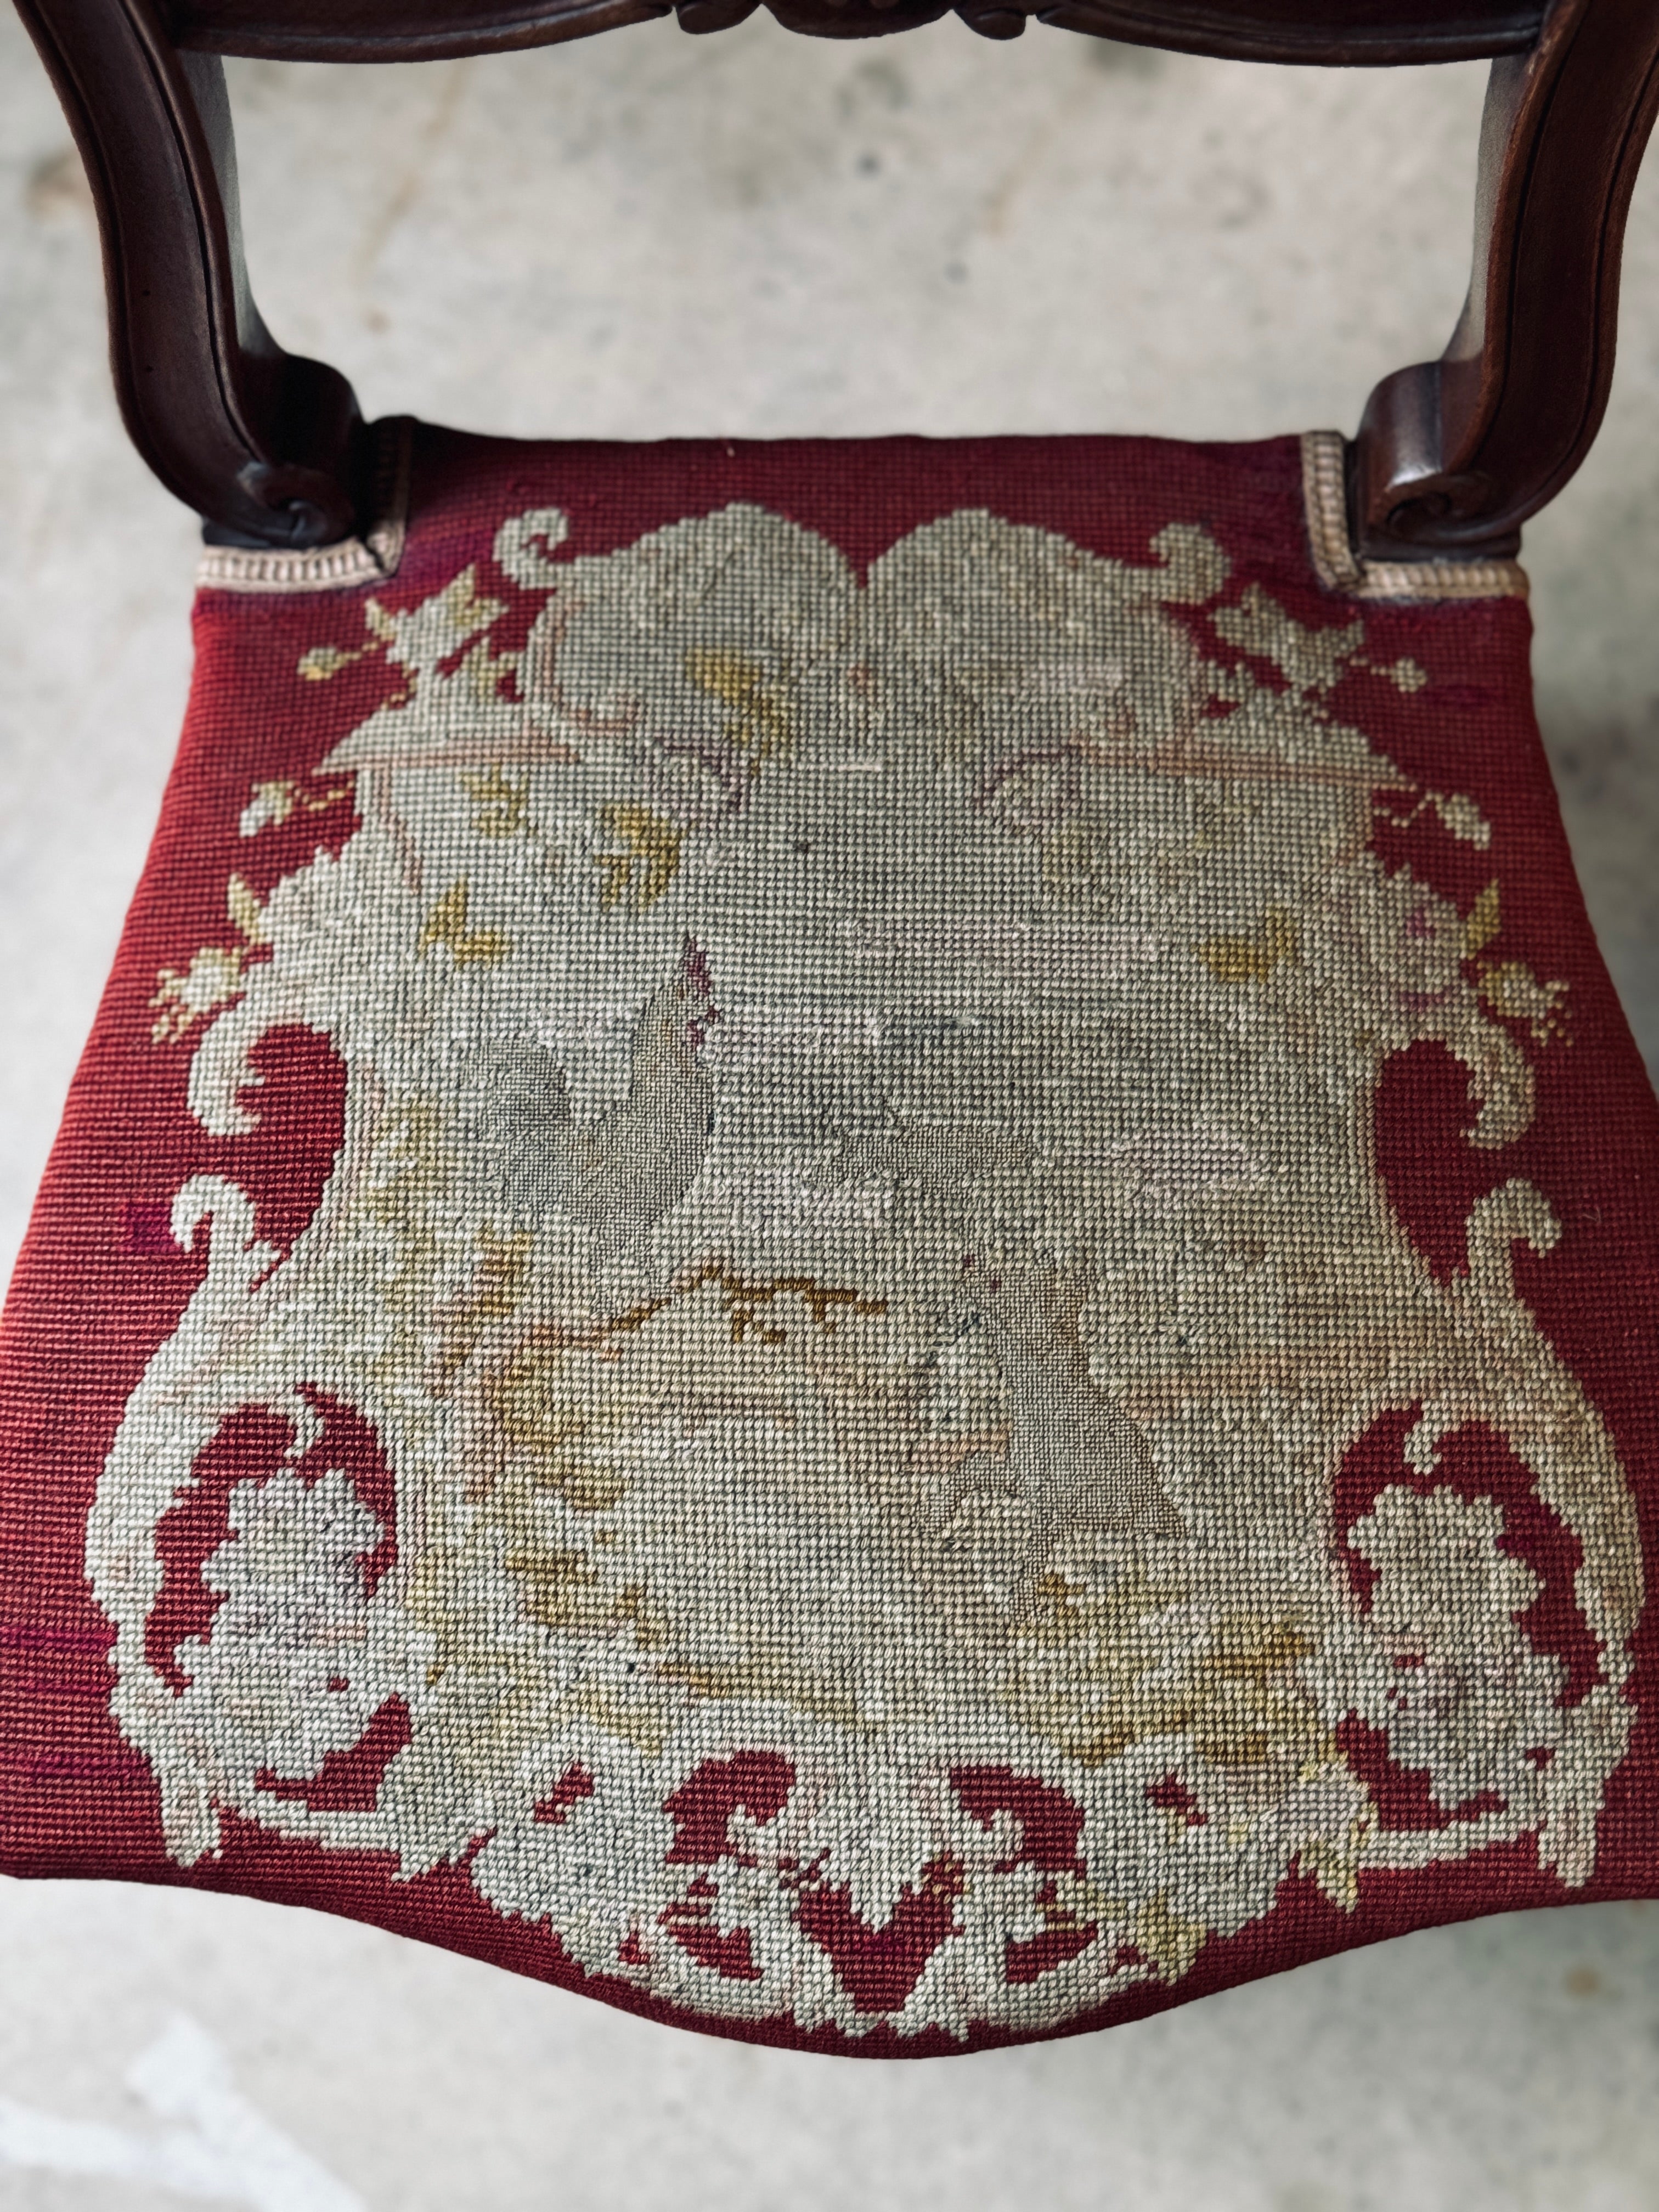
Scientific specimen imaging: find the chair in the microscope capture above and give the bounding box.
[3,0,1658,2057]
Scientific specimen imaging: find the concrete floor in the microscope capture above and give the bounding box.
[2,15,1659,2208]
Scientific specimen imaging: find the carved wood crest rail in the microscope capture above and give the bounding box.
[13,0,1659,560]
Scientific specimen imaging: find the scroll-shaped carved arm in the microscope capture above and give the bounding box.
[1352,0,1659,561]
[15,0,364,546]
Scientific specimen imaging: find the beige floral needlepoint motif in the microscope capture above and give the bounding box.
[88,498,1640,2042]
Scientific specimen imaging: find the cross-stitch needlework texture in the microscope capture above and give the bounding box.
[3,426,1658,2057]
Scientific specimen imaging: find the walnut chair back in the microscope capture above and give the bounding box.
[13,0,1659,563]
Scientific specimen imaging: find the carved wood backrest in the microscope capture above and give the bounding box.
[14,0,1659,558]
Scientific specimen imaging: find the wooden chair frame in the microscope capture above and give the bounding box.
[13,0,1659,561]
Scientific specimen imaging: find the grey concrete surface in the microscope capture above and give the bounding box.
[2,16,1658,2207]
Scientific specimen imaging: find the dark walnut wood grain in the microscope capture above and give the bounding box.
[12,0,1658,559]
[162,0,1545,63]
[15,0,364,545]
[1351,0,1659,560]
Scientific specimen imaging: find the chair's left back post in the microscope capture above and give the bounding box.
[14,0,365,546]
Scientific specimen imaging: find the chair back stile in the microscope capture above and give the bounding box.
[12,0,1659,557]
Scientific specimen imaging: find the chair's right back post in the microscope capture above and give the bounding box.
[1352,0,1659,563]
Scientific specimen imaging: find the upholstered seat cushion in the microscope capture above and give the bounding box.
[4,424,1657,2055]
